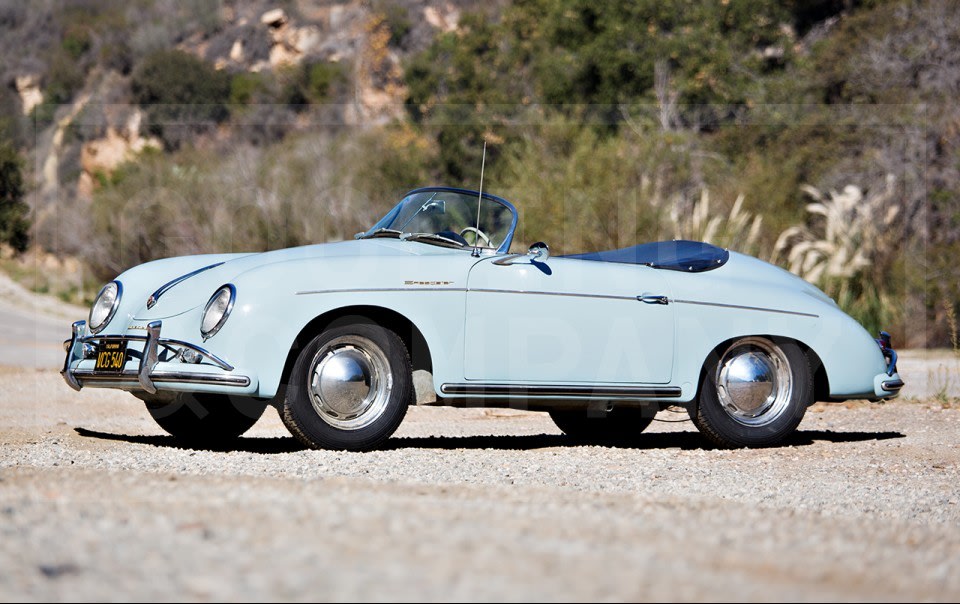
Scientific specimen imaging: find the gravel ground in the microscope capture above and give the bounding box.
[2,368,959,601]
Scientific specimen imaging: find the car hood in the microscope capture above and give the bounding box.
[129,239,426,320]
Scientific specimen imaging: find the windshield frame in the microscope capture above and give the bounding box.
[362,187,519,254]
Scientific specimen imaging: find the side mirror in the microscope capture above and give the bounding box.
[493,241,551,266]
[528,241,549,261]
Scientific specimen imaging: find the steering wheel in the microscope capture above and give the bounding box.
[459,226,492,247]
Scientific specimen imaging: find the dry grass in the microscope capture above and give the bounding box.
[771,174,902,337]
[670,190,762,256]
[772,175,899,283]
[933,298,960,407]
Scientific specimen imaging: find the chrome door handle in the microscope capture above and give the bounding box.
[638,294,669,305]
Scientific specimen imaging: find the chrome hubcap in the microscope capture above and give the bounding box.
[716,338,792,426]
[308,337,391,430]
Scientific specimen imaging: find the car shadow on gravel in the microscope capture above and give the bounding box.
[73,427,306,453]
[385,429,905,450]
[75,427,904,453]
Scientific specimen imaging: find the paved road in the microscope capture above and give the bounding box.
[0,300,77,369]
[0,271,85,370]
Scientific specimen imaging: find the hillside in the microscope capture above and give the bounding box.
[0,0,957,347]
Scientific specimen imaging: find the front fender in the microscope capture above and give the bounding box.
[92,254,249,336]
[198,254,474,399]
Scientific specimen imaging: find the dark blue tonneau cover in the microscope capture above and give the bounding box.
[563,240,729,272]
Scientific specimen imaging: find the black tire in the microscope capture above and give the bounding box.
[144,393,266,446]
[281,322,412,451]
[549,407,655,444]
[690,337,812,448]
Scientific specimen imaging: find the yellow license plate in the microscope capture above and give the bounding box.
[94,340,128,373]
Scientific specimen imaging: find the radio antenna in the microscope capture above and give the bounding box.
[473,139,487,253]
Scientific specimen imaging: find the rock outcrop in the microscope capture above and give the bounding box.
[14,74,43,115]
[77,110,162,198]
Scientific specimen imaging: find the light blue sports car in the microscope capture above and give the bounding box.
[62,187,903,450]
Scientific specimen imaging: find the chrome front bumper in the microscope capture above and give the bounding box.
[61,320,251,394]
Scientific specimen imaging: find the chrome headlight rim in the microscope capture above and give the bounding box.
[88,281,122,335]
[201,283,236,341]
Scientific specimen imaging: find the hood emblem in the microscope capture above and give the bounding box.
[146,294,158,309]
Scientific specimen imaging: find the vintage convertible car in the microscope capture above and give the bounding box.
[62,186,903,450]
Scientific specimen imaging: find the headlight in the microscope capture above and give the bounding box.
[88,281,122,334]
[201,284,236,340]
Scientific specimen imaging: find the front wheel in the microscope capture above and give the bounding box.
[690,337,812,448]
[281,323,412,451]
[143,393,266,446]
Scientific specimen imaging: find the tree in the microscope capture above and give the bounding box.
[0,141,30,253]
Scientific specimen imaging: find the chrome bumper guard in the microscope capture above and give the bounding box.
[61,320,249,393]
[61,320,86,391]
[874,330,903,396]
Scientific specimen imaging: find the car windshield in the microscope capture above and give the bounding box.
[361,188,517,252]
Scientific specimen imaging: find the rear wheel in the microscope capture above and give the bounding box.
[549,407,654,444]
[281,323,412,451]
[690,336,812,448]
[143,393,266,446]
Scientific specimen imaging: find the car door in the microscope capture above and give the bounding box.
[464,255,675,384]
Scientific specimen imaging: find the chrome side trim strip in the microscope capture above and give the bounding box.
[297,287,466,295]
[673,299,819,318]
[468,288,638,302]
[296,287,816,317]
[73,370,251,388]
[298,287,648,303]
[440,383,682,398]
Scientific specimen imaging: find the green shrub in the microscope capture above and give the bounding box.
[131,49,231,149]
[29,103,58,130]
[498,119,703,253]
[0,141,30,253]
[61,23,92,59]
[279,60,348,108]
[374,1,411,47]
[306,61,346,103]
[229,72,269,106]
[45,50,86,105]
